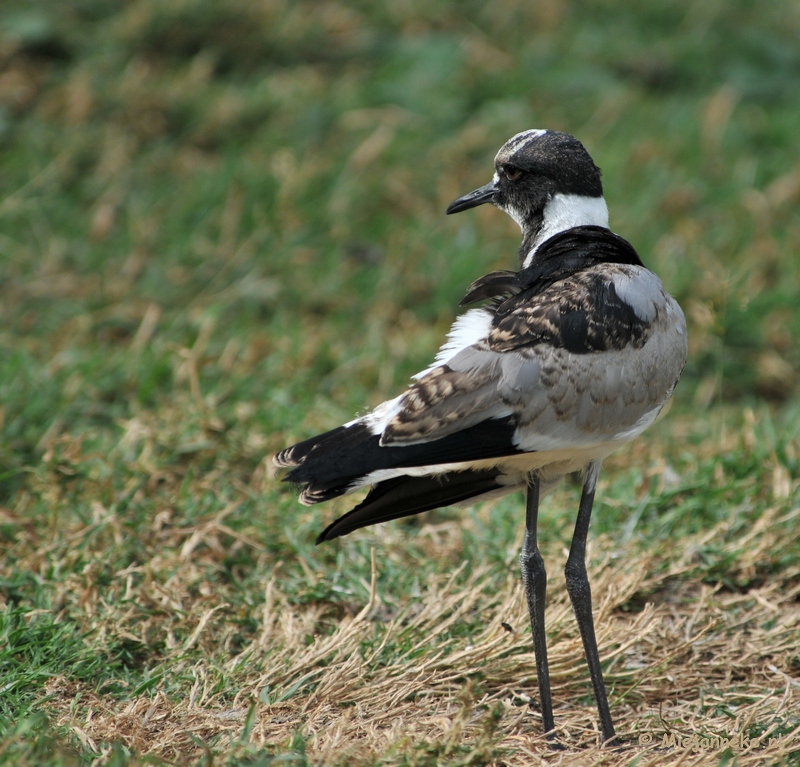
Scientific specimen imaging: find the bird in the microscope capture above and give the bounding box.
[274,129,687,744]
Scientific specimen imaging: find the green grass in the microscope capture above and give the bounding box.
[1,0,800,764]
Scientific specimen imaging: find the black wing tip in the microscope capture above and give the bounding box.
[316,509,352,544]
[272,447,300,469]
[312,469,507,546]
[275,422,370,474]
[300,483,353,505]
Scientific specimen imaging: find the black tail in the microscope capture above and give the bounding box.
[276,416,523,505]
[316,469,511,543]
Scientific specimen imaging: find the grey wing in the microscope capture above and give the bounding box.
[382,268,687,452]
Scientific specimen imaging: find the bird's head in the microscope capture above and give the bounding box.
[447,130,608,266]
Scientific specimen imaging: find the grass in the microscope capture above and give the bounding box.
[1,0,800,764]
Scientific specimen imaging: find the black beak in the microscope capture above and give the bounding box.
[446,180,498,215]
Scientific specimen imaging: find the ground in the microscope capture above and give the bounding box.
[1,1,799,765]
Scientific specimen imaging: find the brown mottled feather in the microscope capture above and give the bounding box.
[381,263,684,447]
[487,267,653,353]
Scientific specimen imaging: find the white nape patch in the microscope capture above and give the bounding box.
[523,193,609,268]
[412,308,493,380]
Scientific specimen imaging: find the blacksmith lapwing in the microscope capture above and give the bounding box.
[274,129,687,744]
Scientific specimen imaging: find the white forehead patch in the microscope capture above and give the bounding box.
[499,129,548,157]
[508,128,547,144]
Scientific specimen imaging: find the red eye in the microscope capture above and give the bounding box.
[504,165,523,181]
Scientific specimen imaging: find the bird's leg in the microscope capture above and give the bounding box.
[519,475,556,737]
[564,461,617,744]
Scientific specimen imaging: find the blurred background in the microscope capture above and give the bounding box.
[1,0,800,761]
[2,0,800,453]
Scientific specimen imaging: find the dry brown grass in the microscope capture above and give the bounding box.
[3,2,800,764]
[24,499,799,765]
